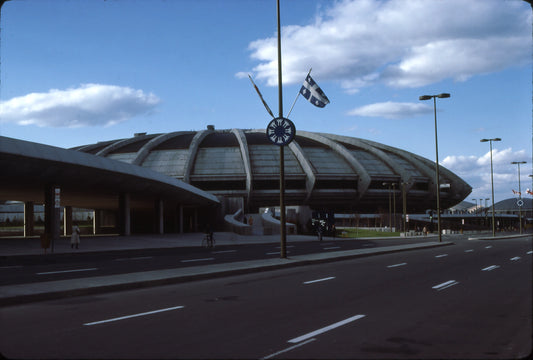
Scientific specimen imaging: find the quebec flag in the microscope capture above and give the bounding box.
[300,74,330,108]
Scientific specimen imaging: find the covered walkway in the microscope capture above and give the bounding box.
[0,136,219,240]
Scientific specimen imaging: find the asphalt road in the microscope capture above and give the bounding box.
[1,237,531,359]
[1,237,430,286]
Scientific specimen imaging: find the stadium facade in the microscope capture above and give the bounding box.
[73,127,472,218]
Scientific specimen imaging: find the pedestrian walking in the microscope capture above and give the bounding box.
[71,222,81,249]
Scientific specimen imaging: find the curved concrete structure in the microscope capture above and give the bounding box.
[0,136,220,236]
[73,128,472,212]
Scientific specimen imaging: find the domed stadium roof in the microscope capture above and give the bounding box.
[73,127,472,212]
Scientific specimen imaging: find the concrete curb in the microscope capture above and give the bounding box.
[0,241,452,306]
[467,234,533,241]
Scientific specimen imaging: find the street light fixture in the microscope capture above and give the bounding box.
[511,161,527,234]
[480,138,501,236]
[420,93,450,242]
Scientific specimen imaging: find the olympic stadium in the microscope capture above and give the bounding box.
[73,126,471,215]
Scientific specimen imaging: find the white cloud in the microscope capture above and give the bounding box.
[442,148,530,202]
[347,101,432,119]
[244,0,530,92]
[0,84,160,128]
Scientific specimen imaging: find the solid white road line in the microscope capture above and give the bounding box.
[211,250,237,254]
[84,306,185,326]
[180,258,215,263]
[266,251,290,255]
[114,256,153,261]
[435,254,448,258]
[482,265,500,271]
[303,277,336,285]
[37,268,98,275]
[387,263,407,268]
[510,257,521,261]
[432,280,459,291]
[288,314,366,344]
[262,338,316,359]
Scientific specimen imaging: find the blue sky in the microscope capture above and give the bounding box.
[0,0,531,205]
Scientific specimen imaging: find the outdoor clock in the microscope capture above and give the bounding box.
[266,117,296,146]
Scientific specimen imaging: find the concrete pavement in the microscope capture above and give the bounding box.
[1,231,526,306]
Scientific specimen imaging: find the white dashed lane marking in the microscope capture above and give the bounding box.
[303,277,336,285]
[84,306,185,326]
[482,265,500,271]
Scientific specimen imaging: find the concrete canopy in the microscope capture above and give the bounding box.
[0,136,219,210]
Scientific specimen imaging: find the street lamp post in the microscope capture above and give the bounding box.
[420,93,450,242]
[401,181,410,234]
[472,199,478,214]
[511,161,527,234]
[382,182,392,230]
[392,183,397,231]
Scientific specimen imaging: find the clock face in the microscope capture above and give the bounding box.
[266,117,295,146]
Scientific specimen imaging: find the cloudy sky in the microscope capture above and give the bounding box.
[0,0,531,205]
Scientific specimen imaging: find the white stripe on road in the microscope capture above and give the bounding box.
[114,256,153,261]
[510,257,521,261]
[0,265,23,269]
[262,338,316,359]
[303,277,335,285]
[37,268,98,275]
[464,249,474,253]
[211,250,237,254]
[435,254,448,258]
[323,246,341,250]
[482,265,500,271]
[432,280,459,291]
[288,314,366,344]
[84,306,184,326]
[387,263,407,268]
[527,251,532,255]
[180,258,215,263]
[485,246,493,249]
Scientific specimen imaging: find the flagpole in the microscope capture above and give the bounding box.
[276,0,288,259]
[248,74,275,119]
[287,68,312,118]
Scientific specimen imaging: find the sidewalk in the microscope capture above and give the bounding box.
[0,232,456,306]
[0,232,341,256]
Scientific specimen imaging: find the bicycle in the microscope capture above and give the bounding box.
[202,233,215,248]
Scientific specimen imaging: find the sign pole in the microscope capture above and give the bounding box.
[276,0,287,258]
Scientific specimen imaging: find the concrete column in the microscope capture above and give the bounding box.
[155,199,164,234]
[92,210,98,235]
[44,186,61,249]
[63,206,73,236]
[194,207,198,232]
[179,205,184,233]
[118,193,131,236]
[24,201,34,237]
